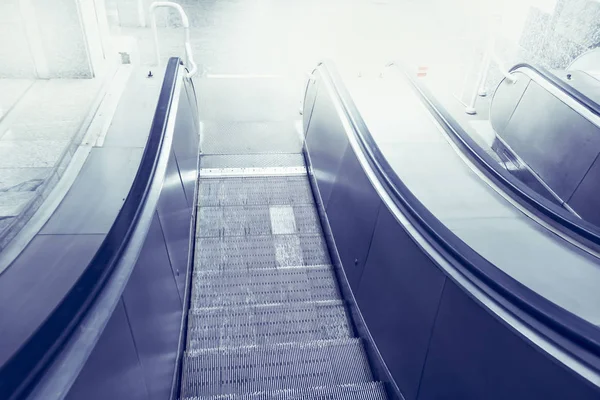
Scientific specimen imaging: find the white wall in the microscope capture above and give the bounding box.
[0,0,111,78]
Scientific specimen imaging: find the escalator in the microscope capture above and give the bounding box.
[0,58,387,400]
[490,63,600,225]
[161,53,388,397]
[2,54,600,400]
[180,173,385,397]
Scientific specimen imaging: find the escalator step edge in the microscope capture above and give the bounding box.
[180,338,372,398]
[180,381,388,399]
[187,300,352,349]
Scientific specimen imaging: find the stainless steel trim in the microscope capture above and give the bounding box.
[149,2,198,78]
[514,67,600,129]
[199,166,307,178]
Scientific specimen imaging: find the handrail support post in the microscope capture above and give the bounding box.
[149,2,198,78]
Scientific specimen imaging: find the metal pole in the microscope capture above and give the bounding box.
[149,2,198,78]
[466,49,490,115]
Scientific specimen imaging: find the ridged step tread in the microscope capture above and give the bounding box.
[181,382,387,399]
[195,234,330,271]
[181,338,372,397]
[199,176,314,207]
[187,300,352,349]
[199,154,305,170]
[196,205,321,238]
[191,266,340,308]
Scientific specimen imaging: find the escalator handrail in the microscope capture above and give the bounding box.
[0,58,183,400]
[392,61,600,270]
[487,63,600,246]
[315,60,600,369]
[510,62,600,119]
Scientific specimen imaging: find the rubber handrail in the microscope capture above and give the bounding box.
[0,58,182,400]
[315,60,600,367]
[510,62,600,119]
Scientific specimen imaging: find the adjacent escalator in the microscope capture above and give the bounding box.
[303,61,600,400]
[491,63,600,226]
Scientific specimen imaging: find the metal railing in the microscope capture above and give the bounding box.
[465,34,517,115]
[149,2,198,78]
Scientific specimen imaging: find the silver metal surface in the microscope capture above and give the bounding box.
[200,154,305,169]
[200,166,306,178]
[181,338,372,397]
[269,206,297,234]
[149,2,198,77]
[182,72,383,398]
[191,266,339,307]
[195,234,330,271]
[514,66,600,129]
[182,382,387,399]
[197,206,271,237]
[198,176,314,207]
[196,205,321,238]
[187,300,351,349]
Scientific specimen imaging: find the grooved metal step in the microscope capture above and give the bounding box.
[181,382,387,399]
[187,300,352,349]
[196,205,321,237]
[199,176,314,206]
[184,148,386,399]
[200,154,305,169]
[180,338,372,397]
[191,266,340,308]
[197,206,272,237]
[195,234,330,271]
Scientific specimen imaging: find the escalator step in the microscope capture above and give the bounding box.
[191,266,340,308]
[187,300,352,349]
[195,234,330,271]
[200,154,306,170]
[196,205,321,237]
[180,338,372,397]
[199,176,314,206]
[197,206,272,237]
[180,382,387,399]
